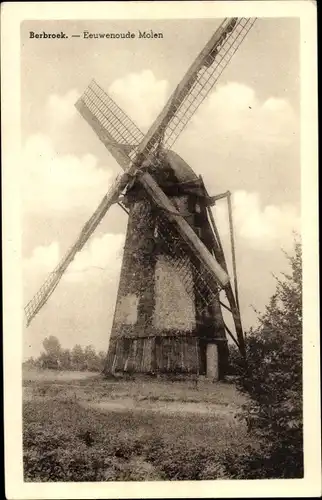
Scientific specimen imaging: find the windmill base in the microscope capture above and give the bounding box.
[103,335,229,381]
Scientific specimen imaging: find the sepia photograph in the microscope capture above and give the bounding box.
[2,1,320,498]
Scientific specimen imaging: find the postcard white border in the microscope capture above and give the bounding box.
[2,1,320,499]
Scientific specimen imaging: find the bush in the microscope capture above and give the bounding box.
[225,240,303,478]
[23,396,250,481]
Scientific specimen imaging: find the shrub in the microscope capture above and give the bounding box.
[225,240,303,478]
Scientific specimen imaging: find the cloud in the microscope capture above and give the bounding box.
[174,82,300,207]
[23,232,125,335]
[210,190,300,333]
[214,190,300,252]
[187,82,297,145]
[24,241,60,274]
[108,70,169,130]
[22,133,114,214]
[46,89,80,125]
[24,232,125,284]
[23,232,125,358]
[67,232,124,282]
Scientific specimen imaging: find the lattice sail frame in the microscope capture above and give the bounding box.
[77,80,143,159]
[25,18,255,352]
[159,18,256,150]
[24,173,124,324]
[76,18,255,158]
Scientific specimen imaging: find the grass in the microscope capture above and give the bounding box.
[23,369,245,405]
[23,369,253,481]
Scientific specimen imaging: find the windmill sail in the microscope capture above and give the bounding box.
[24,174,126,326]
[76,18,255,162]
[75,79,143,163]
[132,18,255,156]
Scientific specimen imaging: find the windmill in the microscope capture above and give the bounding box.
[25,18,256,380]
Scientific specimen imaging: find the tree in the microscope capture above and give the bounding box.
[71,344,85,371]
[97,351,107,372]
[226,239,303,478]
[23,357,36,369]
[59,348,72,370]
[83,345,98,371]
[42,336,62,369]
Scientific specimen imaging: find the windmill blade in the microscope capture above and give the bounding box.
[24,173,128,326]
[134,17,256,157]
[76,18,256,169]
[25,91,141,325]
[75,79,143,164]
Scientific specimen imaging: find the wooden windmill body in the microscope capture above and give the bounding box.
[106,150,228,379]
[25,18,256,380]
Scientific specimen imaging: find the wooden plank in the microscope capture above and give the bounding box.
[105,341,116,372]
[146,338,154,373]
[172,338,178,372]
[141,339,146,372]
[144,339,149,371]
[123,338,131,372]
[138,338,144,372]
[155,337,161,371]
[180,338,185,372]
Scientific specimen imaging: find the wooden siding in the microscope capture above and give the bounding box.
[105,336,202,375]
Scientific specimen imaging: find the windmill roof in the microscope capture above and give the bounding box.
[164,150,199,183]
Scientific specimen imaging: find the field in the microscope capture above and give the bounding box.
[23,369,253,481]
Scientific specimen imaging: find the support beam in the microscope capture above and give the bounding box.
[205,185,242,333]
[206,191,230,206]
[117,202,129,215]
[227,191,240,311]
[223,321,240,349]
[200,177,246,358]
[220,301,232,313]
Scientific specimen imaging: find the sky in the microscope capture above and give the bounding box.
[21,18,300,358]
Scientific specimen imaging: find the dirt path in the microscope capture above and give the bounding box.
[23,369,244,419]
[82,398,238,418]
